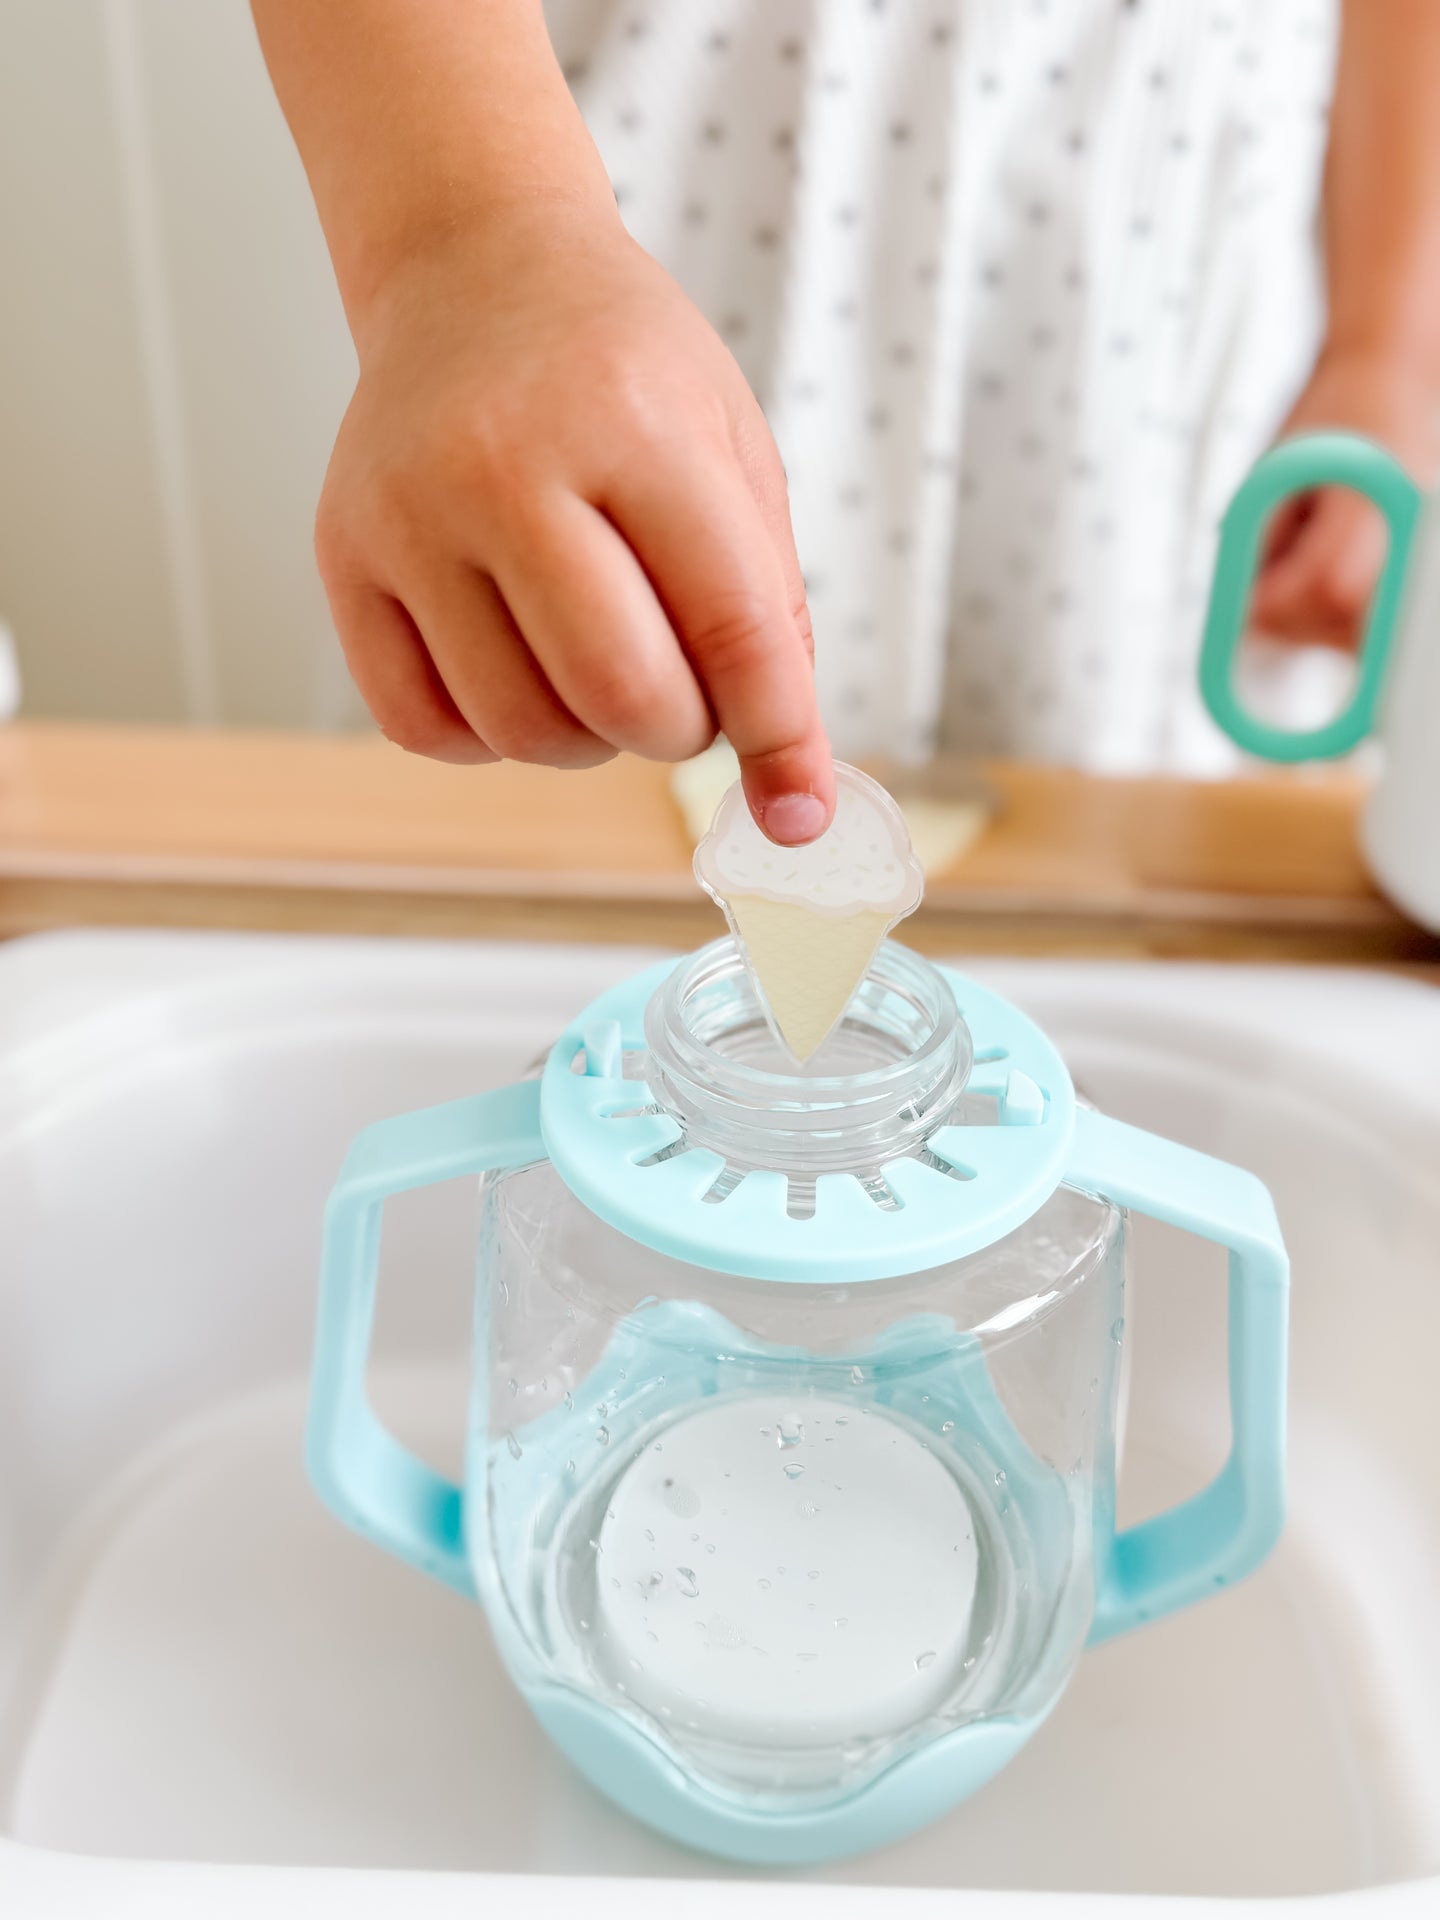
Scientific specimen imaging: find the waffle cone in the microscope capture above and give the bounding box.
[726,896,892,1062]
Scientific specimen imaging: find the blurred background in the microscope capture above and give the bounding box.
[0,0,360,730]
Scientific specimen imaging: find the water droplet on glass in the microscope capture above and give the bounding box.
[675,1567,699,1598]
[834,1616,849,1628]
[563,1391,574,1412]
[783,1462,806,1481]
[849,1366,864,1386]
[915,1650,937,1671]
[994,1468,1007,1487]
[506,1378,518,1397]
[808,1569,820,1580]
[661,1477,701,1518]
[579,1618,590,1632]
[505,1432,522,1461]
[1111,1316,1125,1343]
[962,1654,976,1672]
[757,1577,772,1591]
[777,1413,804,1449]
[705,1543,716,1554]
[596,1402,609,1418]
[643,1528,654,1543]
[941,1420,955,1434]
[498,1279,510,1306]
[921,1394,930,1404]
[596,1425,610,1446]
[565,1458,576,1474]
[797,1651,819,1663]
[799,1499,819,1517]
[647,1629,659,1644]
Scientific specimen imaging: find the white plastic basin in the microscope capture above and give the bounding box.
[0,931,1437,1917]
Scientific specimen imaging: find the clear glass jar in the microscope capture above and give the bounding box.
[468,939,1125,1802]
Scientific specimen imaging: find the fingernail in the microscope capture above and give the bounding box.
[762,792,829,845]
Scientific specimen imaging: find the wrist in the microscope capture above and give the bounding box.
[344,179,623,358]
[1323,298,1440,392]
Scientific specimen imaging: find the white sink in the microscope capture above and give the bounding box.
[0,931,1437,1918]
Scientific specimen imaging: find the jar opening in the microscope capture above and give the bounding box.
[642,937,974,1179]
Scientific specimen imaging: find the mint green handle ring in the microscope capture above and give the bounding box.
[1199,430,1423,761]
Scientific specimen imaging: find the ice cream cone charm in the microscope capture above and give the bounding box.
[693,763,925,1063]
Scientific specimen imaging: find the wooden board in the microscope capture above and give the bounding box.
[0,722,1433,965]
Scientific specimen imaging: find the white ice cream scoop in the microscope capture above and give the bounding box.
[693,763,925,1062]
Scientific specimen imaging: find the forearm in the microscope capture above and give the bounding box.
[250,0,617,334]
[1323,0,1440,378]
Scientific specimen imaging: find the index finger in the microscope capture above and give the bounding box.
[601,454,835,844]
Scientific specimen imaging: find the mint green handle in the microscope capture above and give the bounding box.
[1065,1108,1289,1642]
[1199,430,1422,761]
[308,1080,545,1595]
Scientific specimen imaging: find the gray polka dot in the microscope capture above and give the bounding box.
[867,405,891,434]
[683,200,707,227]
[719,312,749,339]
[617,106,642,132]
[708,29,730,52]
[779,36,802,61]
[833,296,859,321]
[836,204,861,227]
[562,59,589,86]
[753,224,781,250]
[700,119,725,145]
[891,341,916,367]
[890,121,913,145]
[838,483,866,509]
[888,528,912,554]
[773,126,795,152]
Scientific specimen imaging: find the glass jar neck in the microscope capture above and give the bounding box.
[642,937,973,1179]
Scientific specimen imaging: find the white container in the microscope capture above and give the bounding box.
[1,932,1439,1916]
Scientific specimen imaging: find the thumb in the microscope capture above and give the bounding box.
[1249,486,1386,649]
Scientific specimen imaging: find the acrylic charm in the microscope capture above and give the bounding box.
[693,762,925,1062]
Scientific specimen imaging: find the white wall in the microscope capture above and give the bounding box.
[0,0,363,727]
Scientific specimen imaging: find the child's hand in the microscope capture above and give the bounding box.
[315,206,834,846]
[1250,346,1439,649]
